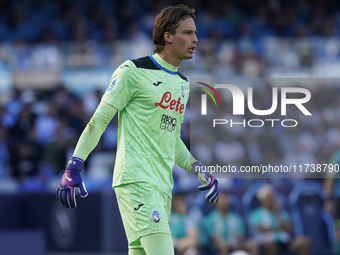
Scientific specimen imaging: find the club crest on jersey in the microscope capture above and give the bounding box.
[152,211,160,223]
[181,85,184,98]
[107,79,117,93]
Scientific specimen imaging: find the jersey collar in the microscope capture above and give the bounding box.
[149,53,178,75]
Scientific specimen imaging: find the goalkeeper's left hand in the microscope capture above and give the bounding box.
[56,156,88,209]
[191,161,219,203]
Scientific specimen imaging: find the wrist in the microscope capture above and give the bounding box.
[190,161,204,176]
[72,155,84,161]
[66,156,84,173]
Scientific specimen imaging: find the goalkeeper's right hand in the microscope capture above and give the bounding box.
[191,161,219,203]
[56,156,88,209]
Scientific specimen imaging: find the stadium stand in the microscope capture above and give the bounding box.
[289,181,335,255]
[0,1,340,254]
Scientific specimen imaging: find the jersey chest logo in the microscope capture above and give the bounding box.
[155,91,185,114]
[153,81,163,86]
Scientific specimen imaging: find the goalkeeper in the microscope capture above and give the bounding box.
[56,4,219,255]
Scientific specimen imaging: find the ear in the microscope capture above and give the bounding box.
[164,32,172,44]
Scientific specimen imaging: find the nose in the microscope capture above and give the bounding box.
[192,33,198,43]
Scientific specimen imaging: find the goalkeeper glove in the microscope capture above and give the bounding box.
[191,161,219,203]
[56,156,88,209]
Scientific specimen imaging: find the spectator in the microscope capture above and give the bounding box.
[205,193,258,255]
[0,125,10,177]
[323,145,340,219]
[249,184,311,255]
[11,140,41,179]
[334,219,340,255]
[170,192,199,255]
[34,102,60,145]
[0,0,338,43]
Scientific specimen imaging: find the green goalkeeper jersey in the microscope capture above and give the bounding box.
[102,53,190,198]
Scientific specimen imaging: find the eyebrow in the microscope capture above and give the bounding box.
[182,29,196,33]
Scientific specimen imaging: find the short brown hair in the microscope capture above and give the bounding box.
[153,4,196,53]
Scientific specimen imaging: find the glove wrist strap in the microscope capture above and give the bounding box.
[66,156,84,173]
[191,161,216,180]
[190,161,205,177]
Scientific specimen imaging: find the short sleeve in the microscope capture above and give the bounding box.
[102,60,139,111]
[236,214,245,235]
[204,212,215,237]
[249,209,261,228]
[329,150,340,164]
[280,210,291,222]
[185,217,196,232]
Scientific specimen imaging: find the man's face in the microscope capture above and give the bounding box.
[172,194,187,214]
[169,18,198,60]
[260,192,278,210]
[216,193,231,213]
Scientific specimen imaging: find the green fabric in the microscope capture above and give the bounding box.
[204,210,244,245]
[73,100,117,160]
[128,233,174,255]
[329,149,340,165]
[102,54,190,198]
[334,241,340,255]
[128,248,147,255]
[115,183,172,246]
[152,53,178,73]
[329,149,340,197]
[175,136,196,171]
[140,233,174,255]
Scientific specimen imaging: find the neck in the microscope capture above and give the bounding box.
[219,209,228,216]
[158,50,181,67]
[263,205,271,211]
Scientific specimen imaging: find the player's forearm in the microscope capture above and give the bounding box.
[73,100,117,160]
[174,136,196,172]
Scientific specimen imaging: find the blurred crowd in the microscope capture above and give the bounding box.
[0,0,339,43]
[0,86,119,192]
[0,0,339,209]
[169,183,331,255]
[190,82,340,181]
[0,0,340,254]
[0,0,339,79]
[4,81,340,194]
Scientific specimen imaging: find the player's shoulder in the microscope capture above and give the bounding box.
[114,60,135,76]
[130,55,161,70]
[130,55,188,82]
[114,58,152,77]
[177,71,188,82]
[120,56,188,83]
[117,60,133,69]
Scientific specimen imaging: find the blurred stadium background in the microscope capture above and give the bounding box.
[1,0,340,254]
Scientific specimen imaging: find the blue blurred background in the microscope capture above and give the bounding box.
[1,0,340,254]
